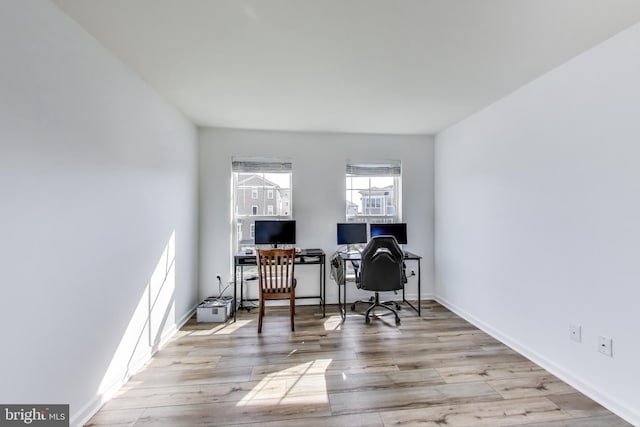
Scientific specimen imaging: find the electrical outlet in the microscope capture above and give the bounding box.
[598,336,613,357]
[569,324,581,343]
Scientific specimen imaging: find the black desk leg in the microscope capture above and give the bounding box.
[237,267,252,313]
[337,264,346,320]
[402,278,406,306]
[322,257,326,317]
[233,265,237,322]
[343,274,347,319]
[418,259,421,316]
[319,257,324,316]
[401,258,421,316]
[338,276,342,318]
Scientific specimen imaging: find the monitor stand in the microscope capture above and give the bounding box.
[347,244,361,254]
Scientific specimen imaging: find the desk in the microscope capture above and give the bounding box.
[233,249,326,322]
[337,251,422,319]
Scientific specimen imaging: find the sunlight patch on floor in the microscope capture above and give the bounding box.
[188,324,227,336]
[216,319,253,335]
[323,315,344,331]
[187,319,253,336]
[237,359,332,406]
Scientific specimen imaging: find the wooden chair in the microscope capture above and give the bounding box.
[256,248,296,333]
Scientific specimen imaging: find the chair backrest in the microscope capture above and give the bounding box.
[358,236,404,292]
[256,248,296,294]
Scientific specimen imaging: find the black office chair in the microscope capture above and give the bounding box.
[350,235,405,325]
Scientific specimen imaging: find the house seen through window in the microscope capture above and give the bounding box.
[232,160,292,254]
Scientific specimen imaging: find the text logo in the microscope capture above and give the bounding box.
[0,405,68,426]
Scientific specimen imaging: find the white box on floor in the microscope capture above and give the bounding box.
[197,299,232,322]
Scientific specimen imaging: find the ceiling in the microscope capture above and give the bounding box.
[53,0,640,135]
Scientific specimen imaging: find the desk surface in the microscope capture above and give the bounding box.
[339,250,421,260]
[235,249,326,264]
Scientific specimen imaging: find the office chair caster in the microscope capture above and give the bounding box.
[395,316,401,325]
[350,303,356,311]
[365,316,371,324]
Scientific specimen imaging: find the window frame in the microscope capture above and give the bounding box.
[232,160,293,258]
[345,161,401,224]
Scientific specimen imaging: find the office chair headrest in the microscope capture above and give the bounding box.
[361,235,403,263]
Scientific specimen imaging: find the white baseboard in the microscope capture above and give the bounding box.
[435,296,639,426]
[403,292,434,301]
[70,303,198,427]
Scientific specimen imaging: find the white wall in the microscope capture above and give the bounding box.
[0,2,199,425]
[435,23,640,424]
[199,128,434,306]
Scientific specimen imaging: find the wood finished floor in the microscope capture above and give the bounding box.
[86,301,630,426]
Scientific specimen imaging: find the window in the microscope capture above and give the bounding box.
[250,224,255,239]
[346,161,401,224]
[232,160,293,254]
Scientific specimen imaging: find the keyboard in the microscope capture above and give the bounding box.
[303,248,324,256]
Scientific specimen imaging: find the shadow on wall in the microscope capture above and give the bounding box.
[96,231,177,397]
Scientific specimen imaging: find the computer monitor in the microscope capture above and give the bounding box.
[369,223,407,245]
[337,223,367,245]
[254,220,296,246]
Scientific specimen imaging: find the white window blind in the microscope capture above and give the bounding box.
[345,161,401,177]
[232,161,292,173]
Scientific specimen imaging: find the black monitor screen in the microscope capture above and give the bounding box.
[254,220,296,246]
[369,223,407,244]
[337,223,367,245]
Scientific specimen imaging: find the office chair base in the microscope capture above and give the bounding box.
[353,293,401,325]
[365,306,400,325]
[350,295,374,312]
[351,299,401,312]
